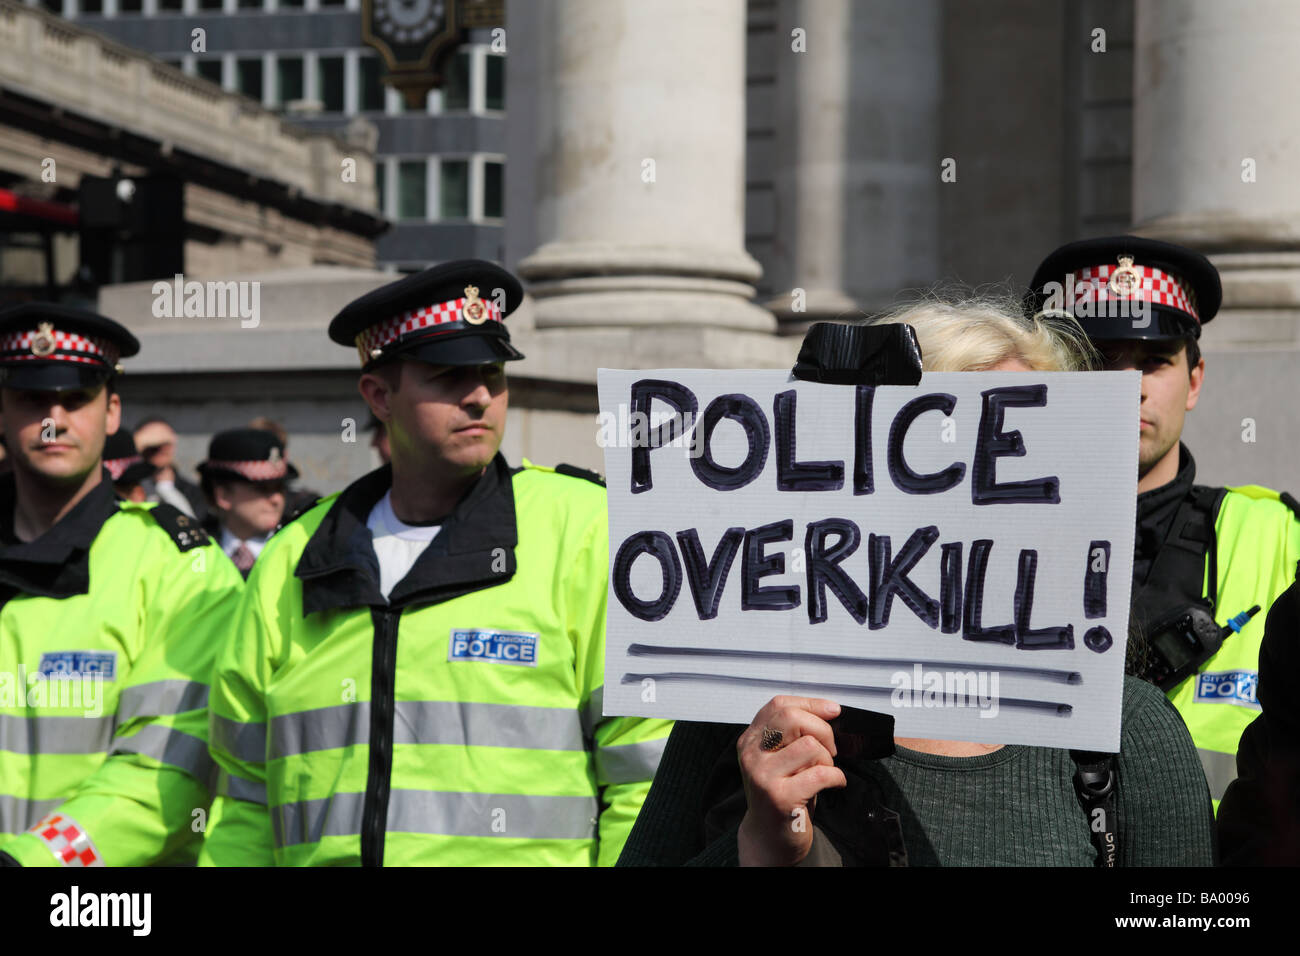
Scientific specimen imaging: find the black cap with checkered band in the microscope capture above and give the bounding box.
[328,259,525,370]
[0,303,140,391]
[197,428,299,484]
[1026,236,1222,342]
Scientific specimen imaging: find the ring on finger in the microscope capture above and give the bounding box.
[759,727,784,752]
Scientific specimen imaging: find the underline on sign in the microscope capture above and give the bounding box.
[619,671,1073,717]
[626,643,1082,684]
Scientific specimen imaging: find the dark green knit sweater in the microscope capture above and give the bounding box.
[618,676,1214,866]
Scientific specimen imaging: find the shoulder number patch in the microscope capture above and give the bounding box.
[150,503,210,551]
[449,629,538,667]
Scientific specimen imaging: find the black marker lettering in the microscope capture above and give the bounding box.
[773,390,844,492]
[963,539,1016,644]
[690,394,770,492]
[629,379,699,495]
[805,518,867,625]
[972,384,1060,505]
[676,527,745,620]
[867,526,940,629]
[1014,549,1074,650]
[742,519,800,611]
[612,531,682,622]
[888,393,966,495]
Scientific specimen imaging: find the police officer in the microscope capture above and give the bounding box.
[1028,236,1300,805]
[103,429,155,502]
[201,260,672,866]
[197,427,296,578]
[0,303,243,867]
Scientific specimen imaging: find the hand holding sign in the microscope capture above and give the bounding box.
[736,696,846,867]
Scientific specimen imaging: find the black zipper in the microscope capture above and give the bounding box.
[360,606,400,867]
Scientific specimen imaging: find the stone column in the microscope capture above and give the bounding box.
[1134,0,1300,334]
[513,0,774,331]
[766,0,941,333]
[1134,0,1300,490]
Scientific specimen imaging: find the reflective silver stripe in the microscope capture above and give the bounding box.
[271,790,599,848]
[112,726,215,787]
[219,771,268,806]
[273,791,365,848]
[270,702,369,761]
[1197,747,1238,802]
[596,737,667,784]
[270,700,586,759]
[581,685,604,738]
[0,794,63,835]
[0,713,116,755]
[392,701,586,752]
[210,715,267,764]
[118,680,209,722]
[386,790,599,840]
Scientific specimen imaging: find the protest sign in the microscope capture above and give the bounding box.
[597,369,1140,750]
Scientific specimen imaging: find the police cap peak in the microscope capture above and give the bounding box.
[0,302,140,391]
[328,259,525,370]
[198,427,299,483]
[1026,235,1222,342]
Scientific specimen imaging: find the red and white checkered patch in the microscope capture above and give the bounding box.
[105,454,143,481]
[356,295,504,360]
[1072,263,1200,323]
[0,328,119,367]
[204,458,289,481]
[27,812,105,867]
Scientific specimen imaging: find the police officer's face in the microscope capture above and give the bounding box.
[1096,340,1204,477]
[214,479,285,537]
[0,384,121,486]
[377,360,508,475]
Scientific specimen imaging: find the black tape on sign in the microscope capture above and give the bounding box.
[791,323,924,387]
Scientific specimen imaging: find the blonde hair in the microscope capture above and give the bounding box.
[868,292,1098,373]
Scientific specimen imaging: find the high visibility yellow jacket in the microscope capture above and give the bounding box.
[1170,484,1300,804]
[0,474,244,867]
[200,457,672,866]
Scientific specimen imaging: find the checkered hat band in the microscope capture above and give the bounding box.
[205,459,288,481]
[105,455,142,481]
[1071,264,1200,322]
[0,329,119,366]
[28,812,105,867]
[356,295,504,357]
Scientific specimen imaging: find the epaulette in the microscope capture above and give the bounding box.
[275,497,320,534]
[150,503,211,552]
[1282,492,1300,522]
[554,463,606,487]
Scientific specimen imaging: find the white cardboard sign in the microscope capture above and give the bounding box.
[597,369,1140,751]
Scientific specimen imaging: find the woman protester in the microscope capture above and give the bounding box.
[617,296,1215,867]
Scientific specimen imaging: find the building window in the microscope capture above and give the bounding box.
[279,0,304,7]
[375,162,386,216]
[276,56,304,106]
[237,58,263,101]
[119,0,143,12]
[483,161,503,219]
[397,161,427,221]
[196,59,223,85]
[238,0,264,8]
[39,0,63,14]
[443,49,470,111]
[318,56,345,112]
[80,0,103,12]
[320,0,345,6]
[486,54,504,111]
[359,56,385,112]
[440,159,469,219]
[198,0,223,10]
[158,0,184,10]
